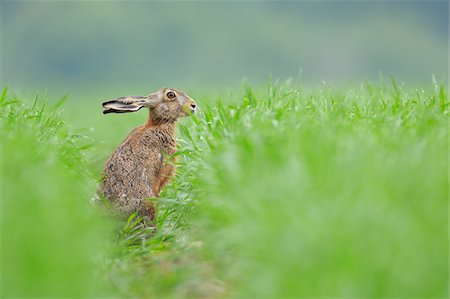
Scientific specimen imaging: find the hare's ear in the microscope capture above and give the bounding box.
[102,96,151,114]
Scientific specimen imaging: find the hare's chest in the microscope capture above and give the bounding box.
[155,132,176,154]
[140,130,176,156]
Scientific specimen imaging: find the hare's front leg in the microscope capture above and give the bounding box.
[152,159,176,197]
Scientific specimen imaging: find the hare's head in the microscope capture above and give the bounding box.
[102,88,196,122]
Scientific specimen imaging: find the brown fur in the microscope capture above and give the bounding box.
[99,88,196,224]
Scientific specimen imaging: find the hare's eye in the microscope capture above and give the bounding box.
[166,91,176,99]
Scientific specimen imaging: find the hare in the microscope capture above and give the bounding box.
[99,88,197,224]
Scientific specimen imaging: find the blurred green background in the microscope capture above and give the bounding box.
[2,1,448,94]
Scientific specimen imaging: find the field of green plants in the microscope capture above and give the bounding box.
[1,79,448,298]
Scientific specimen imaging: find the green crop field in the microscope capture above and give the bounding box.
[1,79,448,298]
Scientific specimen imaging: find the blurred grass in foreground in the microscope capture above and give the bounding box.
[0,89,113,297]
[185,80,448,297]
[0,79,448,298]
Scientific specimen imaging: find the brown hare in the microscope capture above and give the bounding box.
[99,88,196,224]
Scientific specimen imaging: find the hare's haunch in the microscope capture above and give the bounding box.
[99,88,196,224]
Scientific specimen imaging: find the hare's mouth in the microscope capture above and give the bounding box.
[182,105,196,116]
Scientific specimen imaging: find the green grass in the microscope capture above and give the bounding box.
[0,89,114,297]
[1,79,448,298]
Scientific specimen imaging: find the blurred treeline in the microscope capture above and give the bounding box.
[2,1,448,96]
